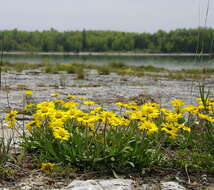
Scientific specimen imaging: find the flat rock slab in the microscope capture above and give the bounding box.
[161,182,185,190]
[63,179,186,190]
[64,179,133,190]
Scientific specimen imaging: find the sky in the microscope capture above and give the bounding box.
[0,0,214,33]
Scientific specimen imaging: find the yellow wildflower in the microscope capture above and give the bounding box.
[7,119,16,128]
[126,102,139,110]
[125,110,146,121]
[196,97,213,105]
[51,93,60,97]
[24,104,33,110]
[183,105,198,114]
[175,123,191,132]
[25,90,33,95]
[161,122,178,138]
[138,120,158,134]
[67,94,76,99]
[165,112,182,122]
[50,110,68,121]
[64,101,79,109]
[49,119,64,129]
[115,102,124,107]
[146,102,160,108]
[109,116,130,127]
[198,113,214,122]
[99,111,117,123]
[83,101,95,106]
[37,101,55,110]
[141,104,160,119]
[67,108,85,119]
[171,99,184,107]
[4,110,18,121]
[25,121,36,131]
[53,127,70,141]
[4,110,18,128]
[41,162,55,174]
[53,99,65,105]
[90,107,102,114]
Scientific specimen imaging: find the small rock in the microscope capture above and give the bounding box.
[141,184,160,190]
[161,182,185,190]
[64,179,133,190]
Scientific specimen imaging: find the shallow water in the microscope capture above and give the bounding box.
[3,54,214,70]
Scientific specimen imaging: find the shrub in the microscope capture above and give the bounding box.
[97,65,110,75]
[66,65,76,74]
[76,68,85,79]
[108,61,126,69]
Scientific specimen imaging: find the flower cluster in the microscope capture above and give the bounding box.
[6,92,214,141]
[4,92,214,171]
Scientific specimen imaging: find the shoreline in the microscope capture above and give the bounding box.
[3,51,214,57]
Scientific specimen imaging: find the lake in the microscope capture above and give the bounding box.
[3,54,214,70]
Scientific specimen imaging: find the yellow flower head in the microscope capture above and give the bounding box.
[25,121,36,131]
[161,123,178,138]
[24,104,33,110]
[41,162,55,174]
[51,93,60,97]
[64,101,80,109]
[165,112,182,122]
[115,102,125,107]
[53,127,70,141]
[90,106,102,114]
[7,119,16,128]
[4,110,18,128]
[83,101,95,106]
[141,104,160,119]
[171,99,184,107]
[67,94,76,99]
[9,110,18,117]
[126,102,139,110]
[25,90,33,95]
[138,120,158,134]
[49,119,64,129]
[51,110,68,121]
[183,105,198,114]
[198,113,214,122]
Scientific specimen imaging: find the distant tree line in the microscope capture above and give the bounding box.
[0,28,214,53]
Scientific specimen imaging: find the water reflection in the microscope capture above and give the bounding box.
[3,54,214,70]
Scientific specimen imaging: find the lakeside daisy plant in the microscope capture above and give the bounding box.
[4,88,214,172]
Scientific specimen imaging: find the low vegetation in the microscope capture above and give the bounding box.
[1,60,214,79]
[2,86,214,175]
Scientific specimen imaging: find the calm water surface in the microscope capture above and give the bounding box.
[3,54,214,70]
